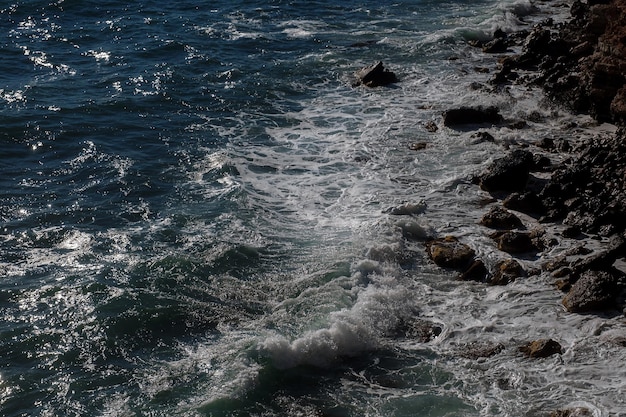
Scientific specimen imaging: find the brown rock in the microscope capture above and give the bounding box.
[550,407,593,417]
[460,341,505,359]
[459,259,489,282]
[491,259,525,285]
[426,236,476,269]
[493,231,540,254]
[409,142,428,151]
[519,339,562,358]
[562,270,619,313]
[480,206,524,229]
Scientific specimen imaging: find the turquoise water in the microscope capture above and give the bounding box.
[2,1,625,416]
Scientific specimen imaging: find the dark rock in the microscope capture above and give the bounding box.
[550,407,593,417]
[519,339,562,358]
[409,142,428,151]
[562,269,620,313]
[354,61,398,87]
[503,191,545,215]
[507,120,528,129]
[480,206,524,229]
[423,120,438,132]
[470,131,495,143]
[483,38,509,53]
[491,259,525,285]
[426,236,476,270]
[459,259,489,282]
[532,154,552,171]
[460,341,505,359]
[442,106,503,127]
[571,236,626,274]
[493,231,541,254]
[479,150,534,192]
[394,318,442,342]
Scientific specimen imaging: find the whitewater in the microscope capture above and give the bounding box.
[0,0,625,416]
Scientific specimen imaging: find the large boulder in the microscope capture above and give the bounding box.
[562,270,620,313]
[479,150,534,192]
[353,61,398,87]
[443,106,503,127]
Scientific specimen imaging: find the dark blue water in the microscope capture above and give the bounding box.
[2,1,625,416]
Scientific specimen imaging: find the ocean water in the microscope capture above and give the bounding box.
[1,0,625,416]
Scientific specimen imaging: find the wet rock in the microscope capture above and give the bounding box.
[493,231,541,254]
[423,120,438,132]
[519,339,562,358]
[490,259,525,285]
[409,142,428,151]
[570,235,626,274]
[482,37,509,53]
[459,259,489,282]
[353,61,398,87]
[460,341,505,359]
[479,150,534,192]
[550,407,593,417]
[386,201,427,216]
[480,206,524,229]
[502,191,545,215]
[470,131,495,144]
[442,106,503,127]
[562,270,620,313]
[394,318,442,342]
[426,236,476,270]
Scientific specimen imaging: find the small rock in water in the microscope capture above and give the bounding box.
[353,61,398,87]
[409,142,428,151]
[480,206,524,230]
[490,258,525,285]
[387,201,427,216]
[519,339,562,358]
[460,341,505,359]
[492,231,540,254]
[442,106,503,127]
[549,407,593,417]
[426,236,476,270]
[459,259,489,282]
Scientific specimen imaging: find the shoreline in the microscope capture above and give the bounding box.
[423,0,626,315]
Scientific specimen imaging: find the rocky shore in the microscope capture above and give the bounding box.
[424,0,626,317]
[356,3,625,413]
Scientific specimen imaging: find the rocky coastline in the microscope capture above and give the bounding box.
[424,0,626,317]
[355,2,625,413]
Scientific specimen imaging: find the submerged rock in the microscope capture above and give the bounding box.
[426,236,476,270]
[519,339,562,358]
[394,318,443,342]
[460,341,505,359]
[353,61,398,87]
